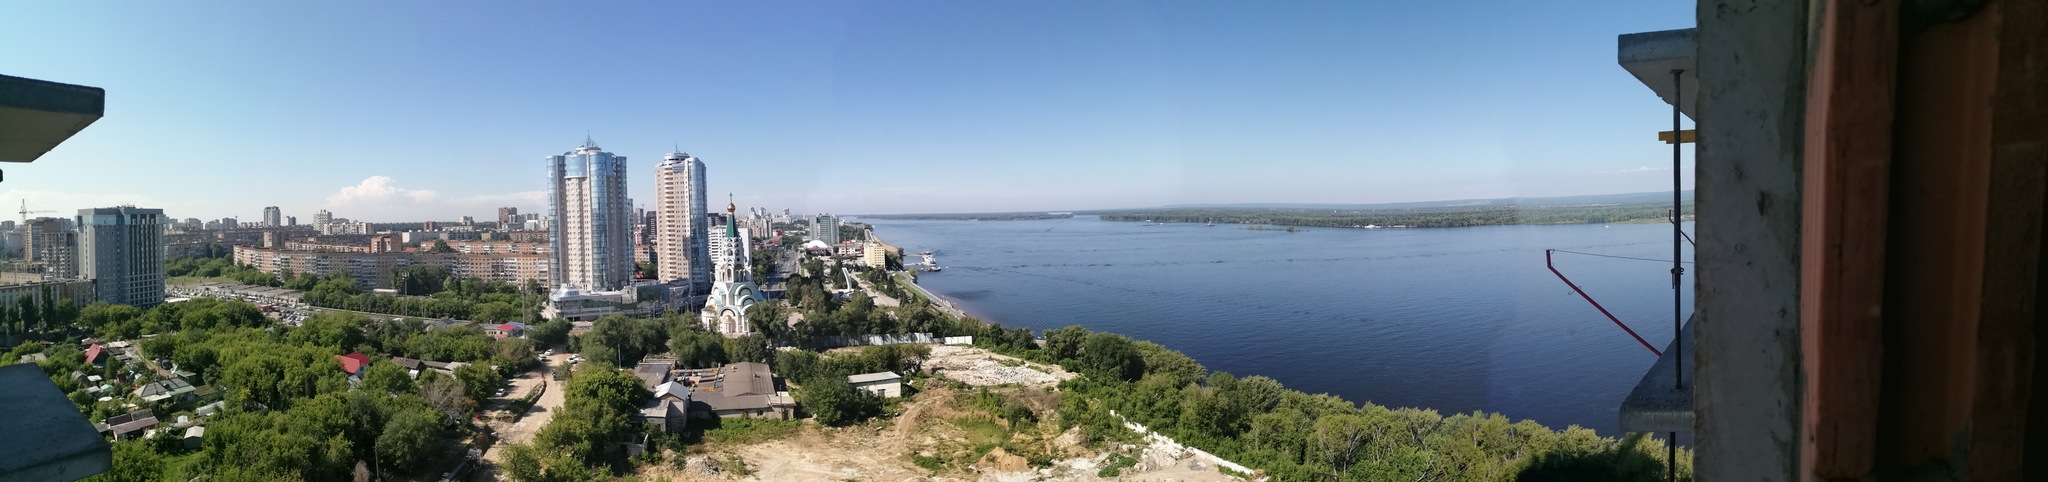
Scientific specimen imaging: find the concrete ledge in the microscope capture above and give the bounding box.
[0,364,111,482]
[0,73,106,163]
[1618,29,1698,121]
[1619,315,1693,433]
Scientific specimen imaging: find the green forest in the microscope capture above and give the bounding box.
[0,298,533,481]
[168,249,548,323]
[1094,202,1695,228]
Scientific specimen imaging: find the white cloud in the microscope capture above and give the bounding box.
[321,176,539,221]
[326,176,438,206]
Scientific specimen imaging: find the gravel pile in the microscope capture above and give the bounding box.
[925,345,1076,388]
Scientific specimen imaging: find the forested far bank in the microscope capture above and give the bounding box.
[1094,202,1695,228]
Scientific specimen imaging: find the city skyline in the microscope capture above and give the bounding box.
[4,1,1693,220]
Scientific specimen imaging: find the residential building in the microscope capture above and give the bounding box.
[459,216,473,226]
[313,209,332,227]
[78,206,165,308]
[497,207,518,229]
[813,213,839,245]
[655,151,710,288]
[485,322,526,339]
[286,216,296,227]
[639,381,691,433]
[640,209,657,245]
[684,362,794,419]
[847,371,904,398]
[863,241,890,269]
[634,359,676,389]
[701,202,764,337]
[235,247,552,291]
[0,280,95,311]
[98,409,157,440]
[134,377,196,404]
[25,217,76,279]
[262,206,281,227]
[334,352,371,381]
[547,137,634,292]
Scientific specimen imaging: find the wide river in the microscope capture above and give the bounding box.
[863,215,1693,436]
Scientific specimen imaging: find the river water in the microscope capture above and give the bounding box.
[863,215,1694,435]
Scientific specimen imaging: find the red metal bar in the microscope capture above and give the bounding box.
[1546,249,1662,356]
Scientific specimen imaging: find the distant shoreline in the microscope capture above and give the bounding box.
[861,202,1695,229]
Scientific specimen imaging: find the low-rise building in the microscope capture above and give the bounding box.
[135,377,197,404]
[334,352,371,379]
[99,409,157,440]
[684,362,795,419]
[0,280,96,311]
[182,426,205,449]
[637,381,693,433]
[485,322,526,339]
[543,286,635,321]
[634,359,675,389]
[233,244,550,292]
[847,371,904,398]
[862,241,894,269]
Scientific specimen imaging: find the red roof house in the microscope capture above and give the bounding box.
[84,344,104,365]
[335,352,372,375]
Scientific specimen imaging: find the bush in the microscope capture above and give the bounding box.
[1097,453,1138,478]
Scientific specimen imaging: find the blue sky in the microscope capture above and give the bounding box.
[3,1,1693,221]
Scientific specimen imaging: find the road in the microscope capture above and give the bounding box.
[478,351,570,478]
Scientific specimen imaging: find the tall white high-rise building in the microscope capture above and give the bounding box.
[262,206,282,227]
[78,206,165,307]
[313,209,332,227]
[655,151,710,288]
[814,213,840,245]
[547,137,634,292]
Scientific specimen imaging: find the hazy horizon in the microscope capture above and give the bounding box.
[5,1,1694,222]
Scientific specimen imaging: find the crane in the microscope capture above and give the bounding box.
[19,200,55,228]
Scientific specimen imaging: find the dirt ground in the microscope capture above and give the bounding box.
[925,344,1077,389]
[635,346,1243,482]
[476,352,569,478]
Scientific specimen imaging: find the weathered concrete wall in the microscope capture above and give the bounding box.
[1693,0,1807,480]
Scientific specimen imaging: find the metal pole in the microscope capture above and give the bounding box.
[1547,249,1663,356]
[1669,67,1686,482]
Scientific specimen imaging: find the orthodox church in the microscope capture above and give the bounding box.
[701,197,765,337]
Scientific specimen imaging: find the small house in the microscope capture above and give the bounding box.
[637,381,693,433]
[847,371,904,398]
[183,426,206,449]
[687,362,795,420]
[335,352,371,378]
[101,409,158,440]
[486,322,527,339]
[136,377,198,404]
[633,359,675,389]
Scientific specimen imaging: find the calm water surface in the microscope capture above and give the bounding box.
[864,215,1693,435]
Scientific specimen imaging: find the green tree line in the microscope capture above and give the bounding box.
[1014,325,1694,481]
[1,298,516,481]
